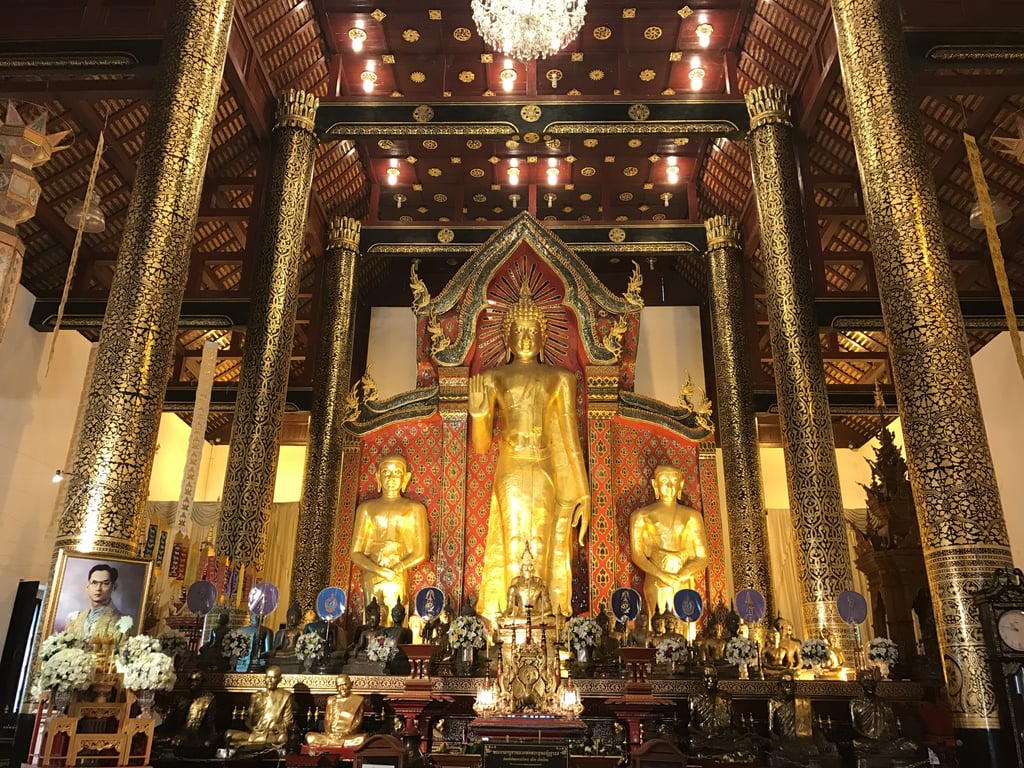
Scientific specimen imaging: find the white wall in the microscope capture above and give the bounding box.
[366,307,417,399]
[0,286,92,651]
[972,332,1024,566]
[634,306,706,401]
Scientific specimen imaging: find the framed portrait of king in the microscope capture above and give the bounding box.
[43,550,152,642]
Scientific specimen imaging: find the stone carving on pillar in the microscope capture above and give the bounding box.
[218,89,319,571]
[831,0,1014,734]
[703,215,773,615]
[745,85,856,660]
[56,0,237,558]
[292,216,361,612]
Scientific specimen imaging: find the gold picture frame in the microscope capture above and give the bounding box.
[41,549,152,642]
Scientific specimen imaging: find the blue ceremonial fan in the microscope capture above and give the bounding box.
[612,587,642,622]
[185,581,218,615]
[673,589,703,622]
[415,586,445,620]
[735,589,767,623]
[317,587,347,621]
[838,590,868,625]
[248,582,279,617]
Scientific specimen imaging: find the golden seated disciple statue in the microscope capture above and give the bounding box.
[349,454,429,614]
[469,283,591,618]
[225,666,294,751]
[305,675,366,749]
[629,465,708,623]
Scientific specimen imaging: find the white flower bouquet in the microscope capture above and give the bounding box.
[222,629,252,661]
[295,632,325,662]
[157,629,188,657]
[117,634,161,668]
[37,647,95,692]
[448,616,487,649]
[725,636,757,665]
[39,632,88,663]
[655,636,686,664]
[867,637,899,665]
[800,638,830,667]
[563,615,602,650]
[366,635,399,663]
[120,651,176,691]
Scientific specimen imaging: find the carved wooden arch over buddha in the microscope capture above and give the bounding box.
[333,212,725,627]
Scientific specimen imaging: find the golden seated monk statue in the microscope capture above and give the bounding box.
[469,283,591,618]
[349,454,429,614]
[629,465,708,622]
[225,666,294,751]
[305,674,366,749]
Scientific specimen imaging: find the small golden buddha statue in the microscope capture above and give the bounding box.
[225,666,294,751]
[629,465,708,623]
[305,674,366,749]
[470,283,591,618]
[350,454,429,613]
[503,546,554,618]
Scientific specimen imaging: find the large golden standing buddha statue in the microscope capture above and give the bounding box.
[469,283,591,618]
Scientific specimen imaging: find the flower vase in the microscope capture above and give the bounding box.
[303,657,314,673]
[875,661,890,680]
[812,662,823,679]
[456,646,475,676]
[50,688,71,715]
[135,689,156,719]
[738,662,749,680]
[234,657,249,673]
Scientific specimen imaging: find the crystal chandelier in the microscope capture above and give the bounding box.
[471,0,588,62]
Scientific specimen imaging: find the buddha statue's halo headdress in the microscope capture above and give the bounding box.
[502,281,548,361]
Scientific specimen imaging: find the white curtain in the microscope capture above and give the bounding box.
[767,507,874,645]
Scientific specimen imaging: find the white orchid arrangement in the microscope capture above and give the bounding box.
[366,634,399,663]
[120,651,176,691]
[39,632,88,662]
[655,635,687,663]
[800,638,830,666]
[116,634,161,668]
[563,616,602,650]
[295,632,325,662]
[157,629,188,657]
[867,637,899,665]
[115,615,134,635]
[448,616,487,649]
[37,647,95,692]
[725,636,758,665]
[113,633,176,691]
[222,629,252,661]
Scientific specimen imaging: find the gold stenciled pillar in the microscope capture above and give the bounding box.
[745,86,856,656]
[55,0,236,557]
[217,90,319,572]
[832,0,1014,746]
[291,217,361,613]
[704,216,773,612]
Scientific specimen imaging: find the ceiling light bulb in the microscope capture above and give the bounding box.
[544,192,556,208]
[660,192,673,207]
[394,193,407,209]
[696,23,713,48]
[667,155,677,167]
[689,67,706,90]
[349,28,367,53]
[667,166,679,183]
[510,193,520,209]
[500,67,517,92]
[508,166,520,184]
[361,70,377,93]
[387,167,400,185]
